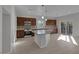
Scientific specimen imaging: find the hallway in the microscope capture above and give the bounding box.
[11,34,79,54]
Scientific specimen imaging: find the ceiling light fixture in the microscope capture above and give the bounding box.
[41,5,47,21]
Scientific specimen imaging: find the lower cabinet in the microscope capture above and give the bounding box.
[17,30,24,38]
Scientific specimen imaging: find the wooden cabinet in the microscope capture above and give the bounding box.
[17,17,36,26]
[17,17,25,26]
[46,19,56,25]
[46,19,58,33]
[17,30,24,38]
[31,18,36,26]
[17,17,25,38]
[25,18,36,26]
[17,17,36,38]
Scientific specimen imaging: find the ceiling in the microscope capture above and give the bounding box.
[15,5,79,18]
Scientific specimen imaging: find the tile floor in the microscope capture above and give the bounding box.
[11,34,79,54]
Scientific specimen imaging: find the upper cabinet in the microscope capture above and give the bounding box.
[25,18,36,26]
[46,19,56,25]
[46,19,58,33]
[17,17,25,26]
[17,17,36,26]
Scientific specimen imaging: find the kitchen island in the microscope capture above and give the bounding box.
[33,29,50,48]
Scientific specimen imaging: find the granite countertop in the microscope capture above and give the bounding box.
[17,26,24,30]
[17,26,36,30]
[32,28,48,30]
[17,26,55,34]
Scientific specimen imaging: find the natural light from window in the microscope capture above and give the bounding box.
[57,34,78,46]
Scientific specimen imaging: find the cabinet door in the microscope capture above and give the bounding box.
[17,30,24,38]
[46,20,56,25]
[46,20,58,33]
[25,18,36,26]
[30,18,36,26]
[17,17,25,26]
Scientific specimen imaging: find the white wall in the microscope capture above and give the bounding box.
[0,6,2,53]
[57,13,79,37]
[10,6,17,50]
[1,6,16,53]
[2,9,11,53]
